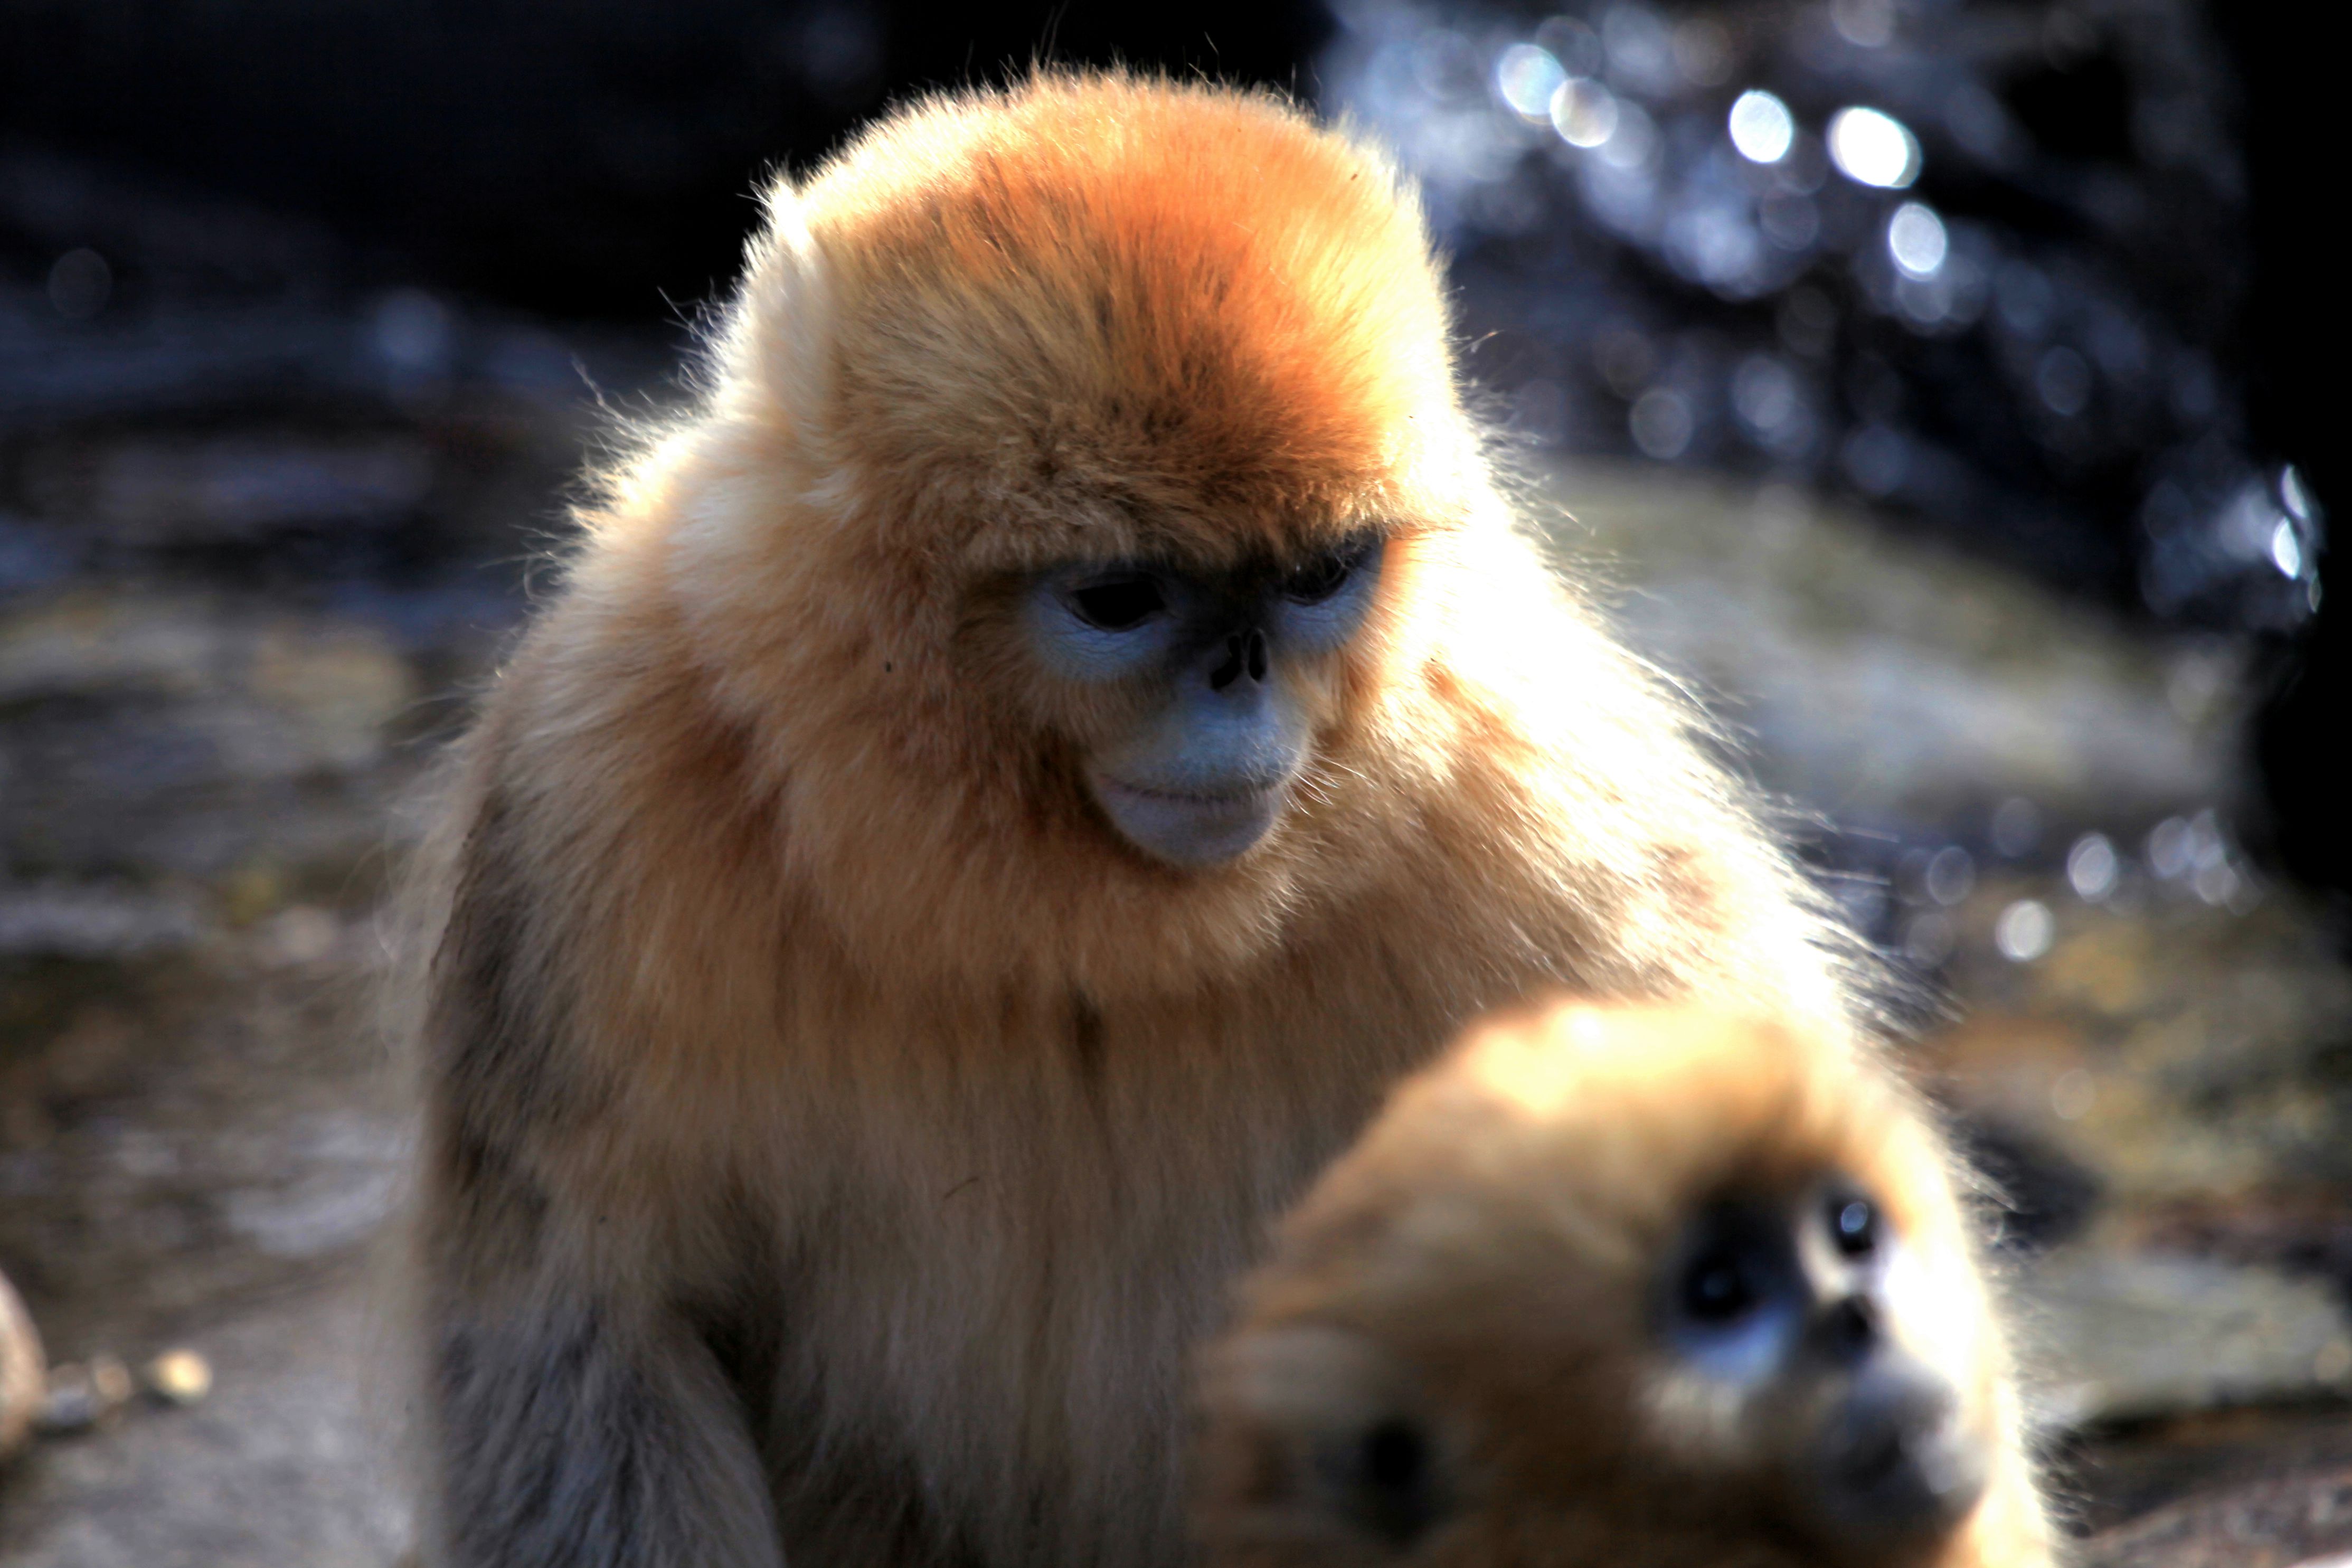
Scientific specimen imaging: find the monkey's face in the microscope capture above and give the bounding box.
[1655,1179,1991,1565]
[1200,1170,1995,1568]
[1013,532,1388,867]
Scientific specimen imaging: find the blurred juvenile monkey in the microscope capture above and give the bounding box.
[413,74,1947,1567]
[1198,1003,2052,1568]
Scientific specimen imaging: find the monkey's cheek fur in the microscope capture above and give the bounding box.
[1090,773,1295,867]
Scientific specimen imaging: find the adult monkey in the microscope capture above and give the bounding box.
[415,74,1904,1567]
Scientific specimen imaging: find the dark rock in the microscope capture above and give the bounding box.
[2076,1466,2352,1568]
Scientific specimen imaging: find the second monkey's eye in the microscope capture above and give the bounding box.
[1068,575,1167,631]
[1830,1195,1879,1258]
[1663,1206,1802,1382]
[1680,1243,1760,1324]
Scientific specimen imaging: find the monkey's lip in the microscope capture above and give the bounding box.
[1089,771,1294,867]
[1092,775,1288,809]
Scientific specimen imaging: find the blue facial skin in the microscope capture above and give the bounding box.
[1662,1201,1815,1390]
[1023,536,1385,868]
[1661,1189,1987,1551]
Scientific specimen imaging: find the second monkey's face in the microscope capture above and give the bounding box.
[1018,533,1387,867]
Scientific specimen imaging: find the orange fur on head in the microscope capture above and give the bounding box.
[1199,1003,2053,1568]
[637,74,1484,999]
[549,73,1843,1011]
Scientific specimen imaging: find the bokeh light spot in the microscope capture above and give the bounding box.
[1832,0,1896,48]
[1728,90,1794,164]
[2147,817,2192,879]
[1496,44,1567,121]
[1599,101,1660,170]
[47,248,112,319]
[1994,900,2054,962]
[2271,519,2303,579]
[1925,845,1975,905]
[2066,834,2119,901]
[1601,4,1677,97]
[1841,424,1909,497]
[1887,202,1948,279]
[1732,355,1797,436]
[1990,798,2042,857]
[2049,1069,2096,1122]
[1550,77,1621,148]
[2036,347,2092,416]
[373,289,454,377]
[2281,464,2316,523]
[1904,911,1956,967]
[1827,106,1920,187]
[1534,15,1602,76]
[1629,388,1693,458]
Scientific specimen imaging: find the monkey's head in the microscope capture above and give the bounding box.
[648,74,1520,995]
[1199,1004,2030,1568]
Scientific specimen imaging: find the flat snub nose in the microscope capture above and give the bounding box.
[1208,630,1271,692]
[1817,1296,1877,1363]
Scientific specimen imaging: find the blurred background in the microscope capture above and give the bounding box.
[0,1,2342,1563]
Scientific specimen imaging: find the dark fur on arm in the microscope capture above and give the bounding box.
[417,789,782,1568]
[431,1305,780,1568]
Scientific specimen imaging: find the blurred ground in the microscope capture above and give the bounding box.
[2,320,2349,1562]
[0,237,617,1556]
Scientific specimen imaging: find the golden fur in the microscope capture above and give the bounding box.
[415,74,1913,1567]
[1197,1002,2052,1568]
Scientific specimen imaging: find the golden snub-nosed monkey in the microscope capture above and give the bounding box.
[411,72,1958,1568]
[1199,1003,2051,1568]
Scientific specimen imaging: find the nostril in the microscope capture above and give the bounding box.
[1246,629,1269,682]
[1210,634,1246,692]
[1820,1296,1877,1360]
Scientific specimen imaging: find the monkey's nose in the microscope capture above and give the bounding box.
[1208,630,1271,692]
[1813,1295,1878,1364]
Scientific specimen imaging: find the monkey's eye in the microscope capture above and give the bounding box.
[1289,543,1373,611]
[1663,1208,1803,1382]
[1680,1244,1761,1324]
[1830,1196,1879,1259]
[1279,549,1359,605]
[1067,576,1167,630]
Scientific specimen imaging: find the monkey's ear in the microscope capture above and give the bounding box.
[709,175,835,431]
[1201,1325,1454,1552]
[1309,1413,1449,1549]
[670,175,840,624]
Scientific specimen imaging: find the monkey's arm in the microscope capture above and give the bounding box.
[417,795,783,1568]
[427,1278,782,1568]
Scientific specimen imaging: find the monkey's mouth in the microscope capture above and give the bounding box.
[1089,773,1293,868]
[1800,1368,1988,1554]
[1096,777,1284,808]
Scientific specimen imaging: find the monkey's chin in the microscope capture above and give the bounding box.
[1091,775,1290,869]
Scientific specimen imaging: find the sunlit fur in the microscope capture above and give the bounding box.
[1198,1003,2052,1568]
[412,74,1913,1568]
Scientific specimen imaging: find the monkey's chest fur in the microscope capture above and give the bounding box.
[701,964,1456,1568]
